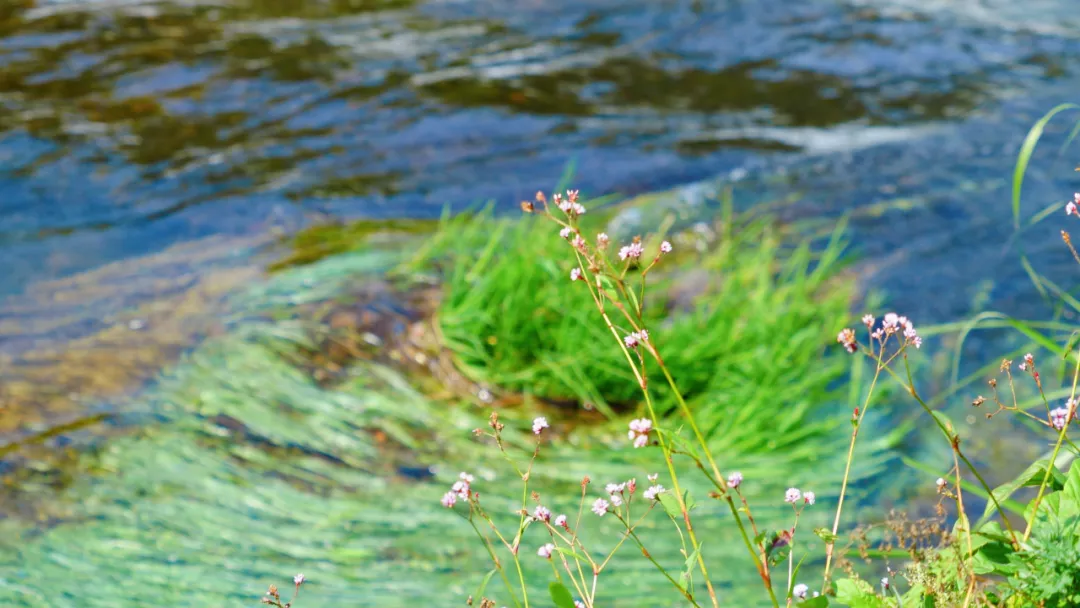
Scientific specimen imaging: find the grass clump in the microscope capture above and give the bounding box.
[400,200,856,451]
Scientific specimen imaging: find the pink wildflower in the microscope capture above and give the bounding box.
[793,583,808,600]
[605,482,626,494]
[537,543,554,559]
[837,328,857,353]
[597,232,610,247]
[1050,406,1070,430]
[570,267,583,282]
[554,514,568,529]
[861,314,874,328]
[559,227,572,239]
[533,505,551,522]
[784,488,802,503]
[294,574,305,587]
[441,491,457,508]
[591,498,610,516]
[660,240,672,254]
[623,330,648,349]
[803,491,816,506]
[647,473,658,482]
[532,417,549,435]
[728,472,743,489]
[618,242,644,261]
[644,485,666,500]
[628,418,653,448]
[609,493,623,507]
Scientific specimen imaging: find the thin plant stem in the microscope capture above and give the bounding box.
[626,528,703,607]
[1024,347,1080,541]
[823,337,885,588]
[571,256,721,608]
[468,517,523,608]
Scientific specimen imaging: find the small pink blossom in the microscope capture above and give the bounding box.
[460,472,474,483]
[452,480,470,498]
[628,418,653,448]
[837,328,857,353]
[609,493,623,506]
[882,313,899,333]
[647,473,658,483]
[936,477,947,492]
[623,330,648,349]
[572,235,586,251]
[575,601,585,608]
[1050,406,1070,430]
[618,242,644,261]
[1068,193,1080,216]
[560,227,572,239]
[537,543,554,559]
[554,514,568,529]
[784,488,802,503]
[793,583,808,600]
[591,498,610,516]
[533,505,551,522]
[605,482,626,494]
[597,233,610,247]
[644,485,666,500]
[566,189,579,202]
[660,240,672,254]
[570,267,583,282]
[441,491,457,507]
[294,573,305,587]
[532,417,549,435]
[803,491,816,506]
[727,472,743,489]
[627,478,637,494]
[861,314,874,328]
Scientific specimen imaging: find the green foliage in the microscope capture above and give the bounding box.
[405,205,856,451]
[968,461,1080,607]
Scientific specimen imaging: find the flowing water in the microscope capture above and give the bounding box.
[3,0,1080,605]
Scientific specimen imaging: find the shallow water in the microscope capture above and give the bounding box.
[3,0,1080,605]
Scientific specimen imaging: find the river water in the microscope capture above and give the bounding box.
[2,0,1080,605]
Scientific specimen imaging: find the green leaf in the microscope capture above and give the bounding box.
[658,492,683,520]
[930,411,955,437]
[554,546,590,563]
[978,459,1066,525]
[1012,103,1080,230]
[815,527,839,544]
[802,596,830,608]
[684,490,697,512]
[970,541,1014,576]
[549,582,576,608]
[684,544,702,571]
[1060,459,1080,521]
[659,426,701,461]
[473,569,496,602]
[765,530,792,568]
[833,578,885,608]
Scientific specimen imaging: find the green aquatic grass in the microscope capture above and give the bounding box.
[0,298,891,608]
[402,204,857,454]
[0,228,895,607]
